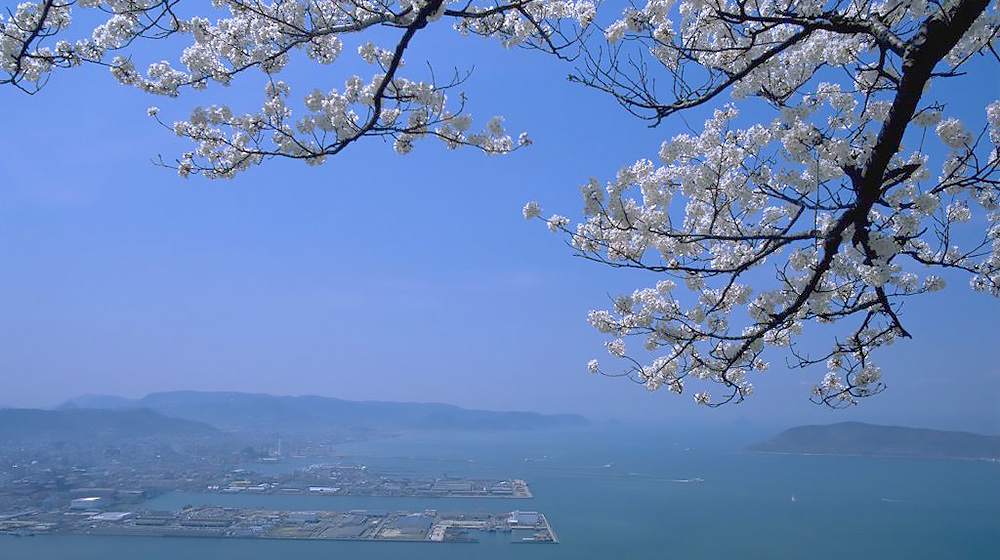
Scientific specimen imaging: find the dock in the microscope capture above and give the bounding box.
[4,506,559,545]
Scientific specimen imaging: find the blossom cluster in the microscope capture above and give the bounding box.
[530,0,1000,406]
[2,0,594,173]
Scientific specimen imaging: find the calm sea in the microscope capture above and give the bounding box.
[3,427,998,559]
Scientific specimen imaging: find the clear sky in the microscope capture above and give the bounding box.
[1,18,997,434]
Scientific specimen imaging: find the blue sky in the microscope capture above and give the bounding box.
[1,20,997,434]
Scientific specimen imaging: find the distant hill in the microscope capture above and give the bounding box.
[747,422,1000,460]
[0,407,219,441]
[59,391,590,435]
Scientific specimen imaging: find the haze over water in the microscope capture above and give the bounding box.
[4,427,997,559]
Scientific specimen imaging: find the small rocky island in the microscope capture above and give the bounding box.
[747,422,1000,460]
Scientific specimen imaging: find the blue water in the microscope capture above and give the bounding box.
[3,427,998,559]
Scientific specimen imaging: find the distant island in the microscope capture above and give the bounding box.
[747,422,1000,461]
[56,391,590,435]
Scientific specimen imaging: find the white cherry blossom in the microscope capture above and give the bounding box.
[3,0,997,408]
[2,0,596,175]
[533,0,999,407]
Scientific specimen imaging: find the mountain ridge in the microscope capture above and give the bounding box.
[58,391,590,435]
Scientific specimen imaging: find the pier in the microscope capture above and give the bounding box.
[2,506,558,544]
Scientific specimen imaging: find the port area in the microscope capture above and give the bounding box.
[208,465,532,499]
[0,507,558,544]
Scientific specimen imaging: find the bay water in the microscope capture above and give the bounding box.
[2,427,997,559]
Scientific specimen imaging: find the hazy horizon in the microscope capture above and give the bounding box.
[2,387,996,437]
